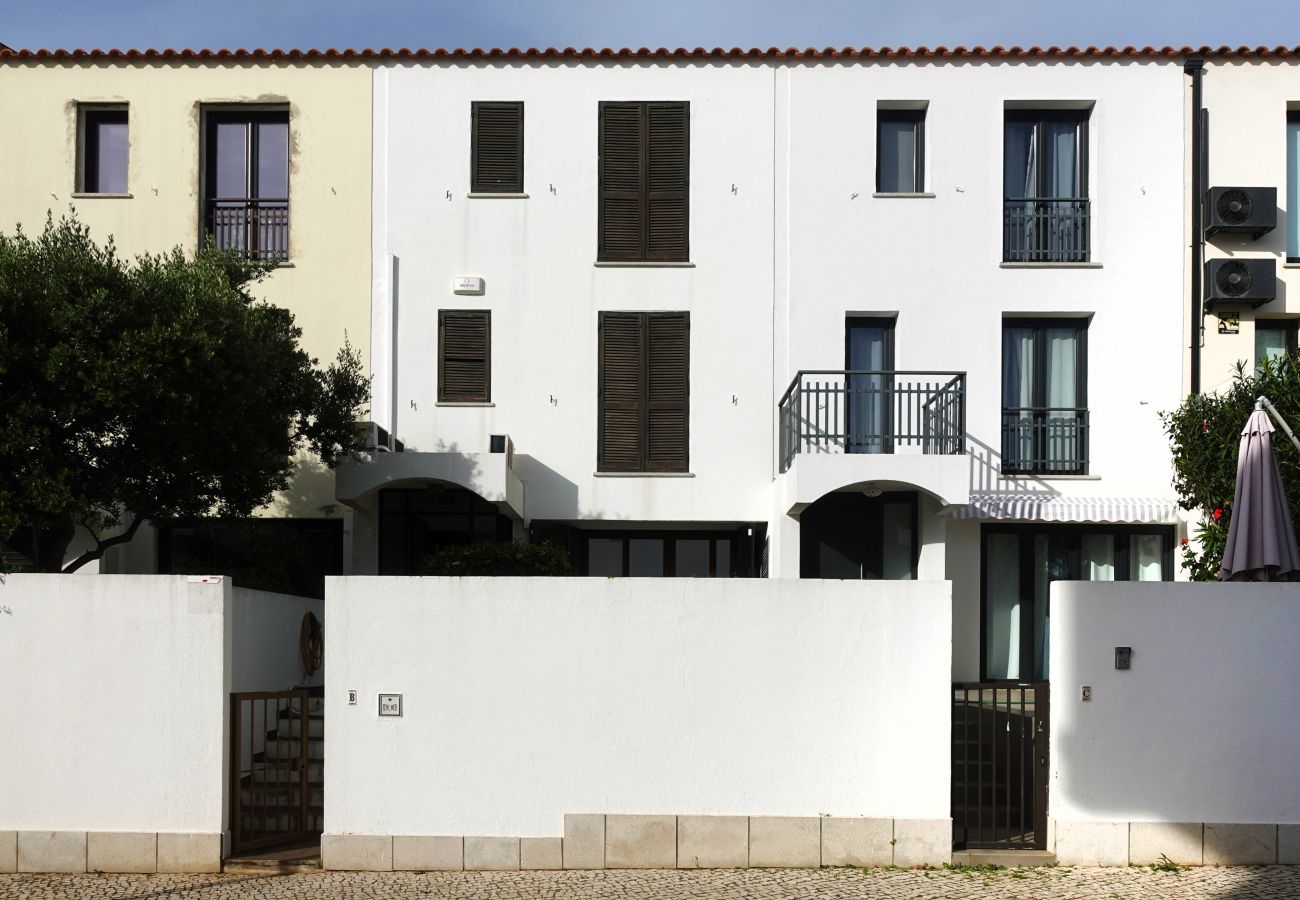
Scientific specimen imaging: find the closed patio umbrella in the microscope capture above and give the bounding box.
[1219,404,1300,581]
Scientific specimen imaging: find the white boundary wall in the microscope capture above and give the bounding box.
[0,575,321,873]
[325,577,951,848]
[1050,581,1300,865]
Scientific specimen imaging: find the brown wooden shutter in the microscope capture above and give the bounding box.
[598,313,645,471]
[646,312,689,471]
[438,310,491,402]
[471,102,524,193]
[646,103,689,261]
[598,103,645,261]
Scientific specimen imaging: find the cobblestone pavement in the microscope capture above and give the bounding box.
[3,866,1300,900]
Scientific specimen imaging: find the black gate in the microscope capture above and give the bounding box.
[951,683,1049,850]
[229,689,322,854]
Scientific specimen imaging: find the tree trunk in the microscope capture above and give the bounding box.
[34,515,76,573]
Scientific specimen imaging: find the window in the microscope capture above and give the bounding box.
[1004,109,1090,262]
[378,487,512,576]
[598,312,689,472]
[582,530,744,577]
[1002,319,1088,474]
[471,102,524,193]
[438,310,491,403]
[800,491,918,580]
[598,101,689,262]
[1256,319,1298,372]
[982,524,1174,681]
[203,109,289,261]
[78,106,129,194]
[845,317,896,453]
[876,109,924,193]
[1288,112,1300,262]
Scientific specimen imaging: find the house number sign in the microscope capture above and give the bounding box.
[379,693,403,717]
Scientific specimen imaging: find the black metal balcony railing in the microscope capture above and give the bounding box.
[778,370,966,473]
[1000,407,1089,475]
[1003,197,1090,263]
[206,198,289,262]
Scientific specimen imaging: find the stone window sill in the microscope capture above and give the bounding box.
[593,472,695,478]
[71,192,133,199]
[1000,262,1103,269]
[466,192,529,199]
[594,261,695,268]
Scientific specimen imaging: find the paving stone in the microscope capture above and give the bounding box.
[605,815,675,869]
[747,816,819,868]
[821,817,892,867]
[17,832,85,873]
[86,833,156,873]
[562,814,605,870]
[1204,823,1276,865]
[676,816,747,869]
[520,837,562,870]
[464,836,520,871]
[392,835,462,871]
[4,865,1300,899]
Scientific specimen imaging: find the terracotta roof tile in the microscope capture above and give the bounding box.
[0,45,1297,63]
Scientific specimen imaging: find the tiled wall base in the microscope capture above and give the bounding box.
[0,832,220,873]
[323,815,952,871]
[1054,820,1300,866]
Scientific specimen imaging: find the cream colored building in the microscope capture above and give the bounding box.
[0,51,373,572]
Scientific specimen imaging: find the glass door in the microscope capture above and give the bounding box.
[845,317,894,454]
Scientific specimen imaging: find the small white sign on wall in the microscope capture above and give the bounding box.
[379,693,403,717]
[453,276,484,295]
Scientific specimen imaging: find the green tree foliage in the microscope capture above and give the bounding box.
[1162,354,1300,580]
[0,212,369,572]
[422,541,574,576]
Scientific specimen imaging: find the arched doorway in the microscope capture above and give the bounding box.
[799,489,918,579]
[377,483,513,575]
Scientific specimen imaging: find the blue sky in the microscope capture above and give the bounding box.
[6,0,1300,51]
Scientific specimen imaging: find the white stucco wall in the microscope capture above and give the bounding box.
[1050,581,1300,825]
[1200,59,1300,393]
[325,576,951,837]
[229,587,324,693]
[0,575,229,833]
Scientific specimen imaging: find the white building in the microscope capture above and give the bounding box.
[348,47,1190,687]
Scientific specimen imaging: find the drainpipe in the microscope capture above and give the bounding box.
[1187,59,1206,395]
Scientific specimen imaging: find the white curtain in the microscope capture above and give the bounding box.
[1002,328,1036,468]
[1082,533,1115,580]
[1256,324,1289,373]
[1129,534,1163,581]
[1045,327,1079,470]
[985,534,1021,680]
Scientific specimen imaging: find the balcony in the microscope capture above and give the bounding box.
[1000,407,1089,475]
[205,198,289,262]
[1003,198,1090,263]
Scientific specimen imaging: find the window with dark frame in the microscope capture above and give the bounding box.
[78,106,129,194]
[876,109,924,193]
[981,523,1174,682]
[471,102,524,194]
[1003,108,1090,262]
[598,311,689,473]
[203,108,290,261]
[1255,319,1298,373]
[1288,110,1300,262]
[583,530,741,577]
[598,101,689,262]
[438,310,491,403]
[1002,318,1089,475]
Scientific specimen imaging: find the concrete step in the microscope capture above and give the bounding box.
[950,849,1056,867]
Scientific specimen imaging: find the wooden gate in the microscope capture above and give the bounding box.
[229,689,322,854]
[951,683,1049,850]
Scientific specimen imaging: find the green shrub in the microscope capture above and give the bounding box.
[421,541,573,576]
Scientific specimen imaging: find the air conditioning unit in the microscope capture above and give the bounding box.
[1204,187,1277,239]
[1204,257,1277,309]
[354,421,403,453]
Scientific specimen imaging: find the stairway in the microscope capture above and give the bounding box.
[235,694,324,846]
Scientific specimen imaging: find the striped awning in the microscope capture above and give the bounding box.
[947,494,1181,523]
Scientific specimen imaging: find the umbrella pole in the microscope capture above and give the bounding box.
[1256,396,1300,456]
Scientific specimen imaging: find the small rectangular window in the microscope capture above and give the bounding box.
[876,109,924,193]
[1288,112,1300,261]
[79,106,129,194]
[1255,319,1298,372]
[471,102,524,194]
[438,310,491,403]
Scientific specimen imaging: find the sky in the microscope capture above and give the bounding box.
[5,0,1300,52]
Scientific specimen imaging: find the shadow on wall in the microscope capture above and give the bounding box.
[513,454,579,520]
[270,454,344,518]
[967,432,1062,496]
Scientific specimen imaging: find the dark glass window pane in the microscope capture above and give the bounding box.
[628,539,664,576]
[85,112,128,194]
[714,539,731,578]
[878,119,917,192]
[588,538,623,576]
[881,500,914,580]
[675,539,710,577]
[256,120,289,199]
[1004,120,1038,199]
[214,121,249,197]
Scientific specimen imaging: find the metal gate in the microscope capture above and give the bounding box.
[229,689,322,854]
[951,683,1049,850]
